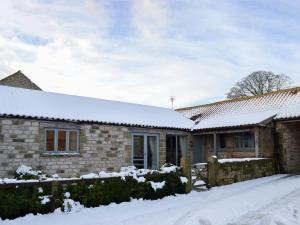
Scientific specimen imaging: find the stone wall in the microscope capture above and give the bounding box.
[0,117,190,178]
[257,126,275,158]
[0,71,42,90]
[207,157,278,186]
[276,121,300,172]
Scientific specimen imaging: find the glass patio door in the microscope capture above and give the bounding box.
[132,134,159,169]
[166,135,187,166]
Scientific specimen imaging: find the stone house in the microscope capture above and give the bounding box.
[0,71,299,177]
[0,72,193,177]
[177,87,300,173]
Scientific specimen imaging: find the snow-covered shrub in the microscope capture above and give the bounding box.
[14,165,48,180]
[66,167,187,207]
[0,184,63,220]
[0,164,188,220]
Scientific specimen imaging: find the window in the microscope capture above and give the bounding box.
[45,129,79,153]
[219,134,227,149]
[166,135,187,166]
[132,134,159,169]
[234,132,255,150]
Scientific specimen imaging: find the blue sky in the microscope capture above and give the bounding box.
[0,0,299,108]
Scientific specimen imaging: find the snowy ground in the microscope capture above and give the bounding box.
[2,174,300,225]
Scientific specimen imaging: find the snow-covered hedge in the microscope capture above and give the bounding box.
[0,165,189,220]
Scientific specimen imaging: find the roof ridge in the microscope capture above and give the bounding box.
[177,86,300,111]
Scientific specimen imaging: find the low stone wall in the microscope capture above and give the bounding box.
[207,157,278,187]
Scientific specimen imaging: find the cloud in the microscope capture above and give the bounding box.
[0,0,299,109]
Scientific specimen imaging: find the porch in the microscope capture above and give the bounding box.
[192,126,274,163]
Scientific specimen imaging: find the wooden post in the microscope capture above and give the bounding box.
[51,181,60,211]
[255,128,259,158]
[180,158,192,193]
[213,133,217,157]
[207,156,218,187]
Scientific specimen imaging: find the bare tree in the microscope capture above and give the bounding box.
[226,71,293,99]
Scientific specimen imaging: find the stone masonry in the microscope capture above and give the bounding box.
[0,70,42,90]
[0,118,190,178]
[276,121,300,172]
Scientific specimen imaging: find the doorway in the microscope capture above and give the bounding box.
[132,133,159,169]
[166,135,187,166]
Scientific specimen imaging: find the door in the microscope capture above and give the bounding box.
[166,135,187,166]
[132,134,159,169]
[193,135,204,163]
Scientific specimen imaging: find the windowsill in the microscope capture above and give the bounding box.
[41,152,81,157]
[218,148,229,151]
[234,148,255,152]
[216,148,255,152]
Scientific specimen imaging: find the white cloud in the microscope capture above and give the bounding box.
[0,0,299,109]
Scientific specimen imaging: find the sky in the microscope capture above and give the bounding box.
[0,0,299,108]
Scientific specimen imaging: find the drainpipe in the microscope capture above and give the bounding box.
[213,133,217,157]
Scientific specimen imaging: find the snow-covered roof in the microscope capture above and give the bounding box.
[0,86,194,130]
[178,87,300,130]
[194,111,277,130]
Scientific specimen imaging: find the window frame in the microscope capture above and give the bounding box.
[218,133,227,150]
[234,132,255,151]
[131,132,160,169]
[166,135,188,166]
[44,128,80,154]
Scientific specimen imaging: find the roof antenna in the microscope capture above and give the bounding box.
[170,96,175,110]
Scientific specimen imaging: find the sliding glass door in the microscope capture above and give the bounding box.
[166,135,187,166]
[132,133,159,169]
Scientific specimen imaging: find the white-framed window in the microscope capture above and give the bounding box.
[45,128,79,153]
[132,133,159,169]
[234,132,255,150]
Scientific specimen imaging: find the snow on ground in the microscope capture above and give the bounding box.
[2,175,300,225]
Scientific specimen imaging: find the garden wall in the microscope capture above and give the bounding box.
[207,157,278,187]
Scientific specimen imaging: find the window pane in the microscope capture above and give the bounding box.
[133,135,144,169]
[219,134,226,148]
[69,131,78,151]
[58,130,67,151]
[46,130,55,151]
[147,136,158,169]
[235,135,242,148]
[244,133,254,148]
[166,136,177,165]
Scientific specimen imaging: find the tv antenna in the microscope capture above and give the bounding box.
[170,96,175,109]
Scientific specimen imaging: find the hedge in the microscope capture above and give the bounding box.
[0,170,188,220]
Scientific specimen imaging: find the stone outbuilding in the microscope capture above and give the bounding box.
[177,87,300,173]
[0,84,193,177]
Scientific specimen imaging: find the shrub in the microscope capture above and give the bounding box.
[14,165,47,180]
[0,166,189,220]
[0,184,63,220]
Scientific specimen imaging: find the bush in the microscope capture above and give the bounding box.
[0,184,63,220]
[67,170,187,207]
[14,165,48,180]
[0,167,188,220]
